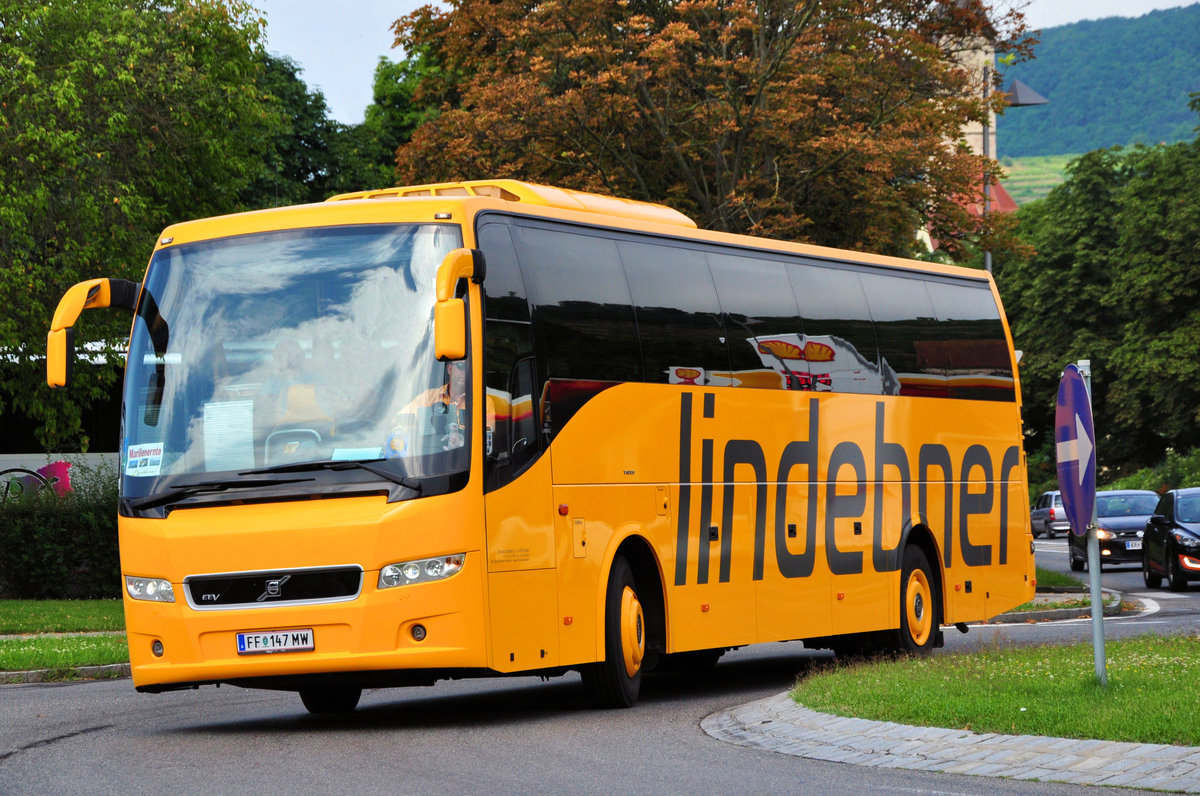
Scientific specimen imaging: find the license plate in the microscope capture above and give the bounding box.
[1125,540,1142,551]
[236,628,314,655]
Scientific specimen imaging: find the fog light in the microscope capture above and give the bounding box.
[151,640,164,657]
[125,576,175,603]
[412,624,427,642]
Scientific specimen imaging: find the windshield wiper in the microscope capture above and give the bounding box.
[241,460,422,495]
[127,476,315,512]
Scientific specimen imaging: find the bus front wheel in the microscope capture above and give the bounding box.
[581,555,644,708]
[896,545,939,655]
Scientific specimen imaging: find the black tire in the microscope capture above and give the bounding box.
[895,545,939,655]
[1167,548,1189,592]
[1142,553,1162,588]
[580,556,644,708]
[299,686,362,714]
[1046,528,1055,539]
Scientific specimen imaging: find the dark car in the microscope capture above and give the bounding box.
[1067,489,1158,571]
[1143,487,1200,591]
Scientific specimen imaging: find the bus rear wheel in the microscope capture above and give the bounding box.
[896,545,939,655]
[299,686,362,714]
[581,555,644,708]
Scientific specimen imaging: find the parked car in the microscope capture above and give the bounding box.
[1067,489,1158,571]
[1030,490,1069,538]
[1143,487,1200,591]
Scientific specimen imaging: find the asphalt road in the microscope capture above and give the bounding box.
[1,538,1195,796]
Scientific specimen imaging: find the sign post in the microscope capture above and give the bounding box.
[1055,360,1106,685]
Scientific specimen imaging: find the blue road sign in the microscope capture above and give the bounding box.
[1055,364,1097,537]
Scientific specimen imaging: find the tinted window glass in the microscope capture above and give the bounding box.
[620,240,729,386]
[789,263,885,395]
[861,273,940,397]
[478,221,540,490]
[707,252,808,390]
[924,280,1014,401]
[511,222,641,384]
[478,221,531,325]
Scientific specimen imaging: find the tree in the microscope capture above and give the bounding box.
[0,0,281,450]
[392,0,1033,256]
[326,53,444,194]
[243,53,338,207]
[997,96,1200,476]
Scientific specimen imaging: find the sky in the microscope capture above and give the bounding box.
[252,0,1196,126]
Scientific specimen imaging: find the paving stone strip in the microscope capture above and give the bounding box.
[703,694,1200,793]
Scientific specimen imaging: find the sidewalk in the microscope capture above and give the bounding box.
[702,590,1200,793]
[703,694,1200,792]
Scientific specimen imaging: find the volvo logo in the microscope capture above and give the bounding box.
[257,574,291,602]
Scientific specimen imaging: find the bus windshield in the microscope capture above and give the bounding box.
[120,223,467,512]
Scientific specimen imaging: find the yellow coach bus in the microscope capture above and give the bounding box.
[47,180,1034,713]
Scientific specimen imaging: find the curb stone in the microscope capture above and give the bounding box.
[703,694,1200,793]
[1,662,130,684]
[986,587,1126,624]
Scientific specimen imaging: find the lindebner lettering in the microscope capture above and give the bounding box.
[676,393,1017,584]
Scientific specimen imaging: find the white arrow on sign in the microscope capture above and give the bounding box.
[1056,414,1094,486]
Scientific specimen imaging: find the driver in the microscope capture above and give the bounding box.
[387,360,468,456]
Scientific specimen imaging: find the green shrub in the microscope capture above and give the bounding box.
[1105,447,1200,493]
[0,459,119,599]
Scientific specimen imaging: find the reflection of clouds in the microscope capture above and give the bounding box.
[161,225,460,471]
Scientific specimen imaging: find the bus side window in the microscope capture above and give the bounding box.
[707,252,808,391]
[861,273,939,397]
[619,240,729,387]
[478,219,542,491]
[789,263,883,395]
[924,280,1015,402]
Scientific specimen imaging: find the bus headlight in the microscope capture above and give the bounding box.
[379,555,465,589]
[125,576,175,603]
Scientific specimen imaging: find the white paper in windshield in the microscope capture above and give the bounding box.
[203,400,255,471]
[126,442,164,477]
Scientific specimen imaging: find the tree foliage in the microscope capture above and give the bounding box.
[325,54,443,195]
[243,53,338,207]
[0,0,280,450]
[393,0,1033,256]
[997,95,1200,476]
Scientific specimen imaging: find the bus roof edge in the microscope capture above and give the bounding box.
[325,179,698,229]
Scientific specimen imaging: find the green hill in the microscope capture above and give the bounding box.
[997,4,1200,158]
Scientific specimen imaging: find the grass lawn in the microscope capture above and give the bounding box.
[0,635,128,681]
[0,599,127,680]
[1000,154,1075,205]
[0,599,124,634]
[1034,567,1084,590]
[792,634,1200,747]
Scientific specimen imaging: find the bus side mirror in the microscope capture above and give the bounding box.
[47,327,76,388]
[433,248,484,362]
[47,278,139,387]
[434,299,467,361]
